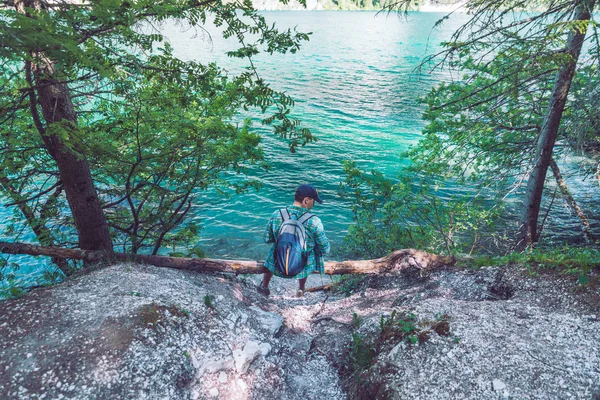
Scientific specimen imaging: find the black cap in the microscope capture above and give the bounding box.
[296,184,323,204]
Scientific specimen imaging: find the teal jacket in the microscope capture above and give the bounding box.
[263,205,330,279]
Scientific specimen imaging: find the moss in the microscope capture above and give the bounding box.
[432,320,450,336]
[459,247,600,283]
[138,303,189,328]
[417,330,431,343]
[139,304,162,326]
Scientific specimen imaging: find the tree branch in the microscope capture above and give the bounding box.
[549,157,595,243]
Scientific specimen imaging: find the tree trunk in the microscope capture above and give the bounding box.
[516,0,594,250]
[548,158,595,243]
[0,242,456,276]
[17,0,114,257]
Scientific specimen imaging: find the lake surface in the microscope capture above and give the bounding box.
[163,11,471,260]
[2,11,598,288]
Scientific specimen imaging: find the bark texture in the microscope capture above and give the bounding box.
[517,0,594,250]
[17,0,114,256]
[33,62,114,255]
[0,242,455,275]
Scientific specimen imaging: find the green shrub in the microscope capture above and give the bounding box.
[348,310,447,377]
[203,294,215,309]
[339,160,501,259]
[349,332,376,373]
[461,246,600,284]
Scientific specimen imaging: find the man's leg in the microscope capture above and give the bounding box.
[256,271,273,297]
[262,271,273,288]
[298,277,307,291]
[295,277,308,298]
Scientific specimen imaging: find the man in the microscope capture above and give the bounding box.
[258,184,330,297]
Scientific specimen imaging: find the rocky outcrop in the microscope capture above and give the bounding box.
[0,263,343,400]
[0,262,598,399]
[328,268,600,399]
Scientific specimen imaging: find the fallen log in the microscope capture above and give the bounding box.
[0,241,455,275]
[323,249,455,274]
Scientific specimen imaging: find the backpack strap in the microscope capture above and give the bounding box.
[297,212,314,225]
[279,208,313,224]
[279,208,291,222]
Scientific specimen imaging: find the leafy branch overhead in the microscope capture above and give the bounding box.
[0,0,314,272]
[356,0,600,252]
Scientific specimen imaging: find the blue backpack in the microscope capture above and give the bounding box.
[274,208,314,277]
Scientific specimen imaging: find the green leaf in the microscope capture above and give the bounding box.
[578,274,590,286]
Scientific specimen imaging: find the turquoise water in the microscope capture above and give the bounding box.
[162,11,600,260]
[2,11,598,288]
[163,11,470,261]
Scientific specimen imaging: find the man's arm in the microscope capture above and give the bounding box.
[263,212,276,244]
[313,218,330,254]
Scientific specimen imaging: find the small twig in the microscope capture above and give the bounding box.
[311,294,330,319]
[305,283,333,293]
[313,347,326,356]
[311,316,334,325]
[527,351,570,373]
[4,181,61,207]
[311,316,352,326]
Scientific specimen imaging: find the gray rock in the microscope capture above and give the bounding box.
[287,333,312,354]
[233,341,261,373]
[259,342,272,356]
[492,379,507,391]
[200,356,234,375]
[248,305,284,335]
